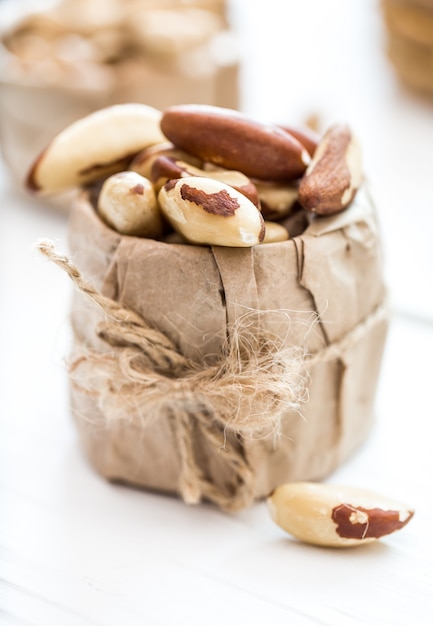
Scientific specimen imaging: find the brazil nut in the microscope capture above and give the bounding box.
[298,124,362,215]
[97,171,163,238]
[158,176,265,247]
[160,104,310,181]
[129,141,203,181]
[151,156,259,206]
[26,103,166,195]
[268,482,414,548]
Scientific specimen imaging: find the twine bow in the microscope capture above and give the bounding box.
[37,241,388,511]
[38,241,309,511]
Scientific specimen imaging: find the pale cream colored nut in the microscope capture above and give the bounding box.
[158,176,265,247]
[262,221,289,244]
[268,482,414,548]
[254,180,298,220]
[97,171,163,238]
[179,162,259,208]
[151,157,260,207]
[298,124,362,215]
[161,104,310,180]
[26,103,166,195]
[129,142,203,181]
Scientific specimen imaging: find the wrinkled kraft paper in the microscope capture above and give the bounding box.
[68,187,388,504]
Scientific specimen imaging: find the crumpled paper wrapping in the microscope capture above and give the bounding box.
[66,186,388,508]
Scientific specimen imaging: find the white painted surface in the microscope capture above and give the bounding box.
[1,1,433,624]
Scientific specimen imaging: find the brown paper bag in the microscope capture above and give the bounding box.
[0,52,239,189]
[0,0,239,189]
[62,186,388,511]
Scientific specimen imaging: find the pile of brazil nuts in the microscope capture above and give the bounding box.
[26,103,363,247]
[27,105,416,548]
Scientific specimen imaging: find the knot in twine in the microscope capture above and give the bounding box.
[37,240,388,512]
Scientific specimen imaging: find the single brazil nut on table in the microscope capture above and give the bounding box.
[267,482,414,548]
[97,171,163,238]
[160,104,311,180]
[26,103,166,195]
[158,176,265,247]
[150,156,260,206]
[298,124,363,215]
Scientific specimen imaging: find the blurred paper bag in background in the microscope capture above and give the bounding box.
[0,0,240,189]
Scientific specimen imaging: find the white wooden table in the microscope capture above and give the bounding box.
[1,1,433,624]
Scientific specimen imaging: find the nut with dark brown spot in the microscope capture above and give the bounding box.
[180,183,239,216]
[97,171,163,238]
[151,156,260,206]
[160,104,310,181]
[267,482,414,548]
[158,176,265,247]
[298,124,362,215]
[331,504,412,540]
[26,103,166,195]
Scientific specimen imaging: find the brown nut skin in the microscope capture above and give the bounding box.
[268,482,414,548]
[160,104,310,181]
[150,156,260,207]
[129,141,203,180]
[158,176,265,247]
[150,156,185,191]
[278,124,320,157]
[298,124,362,216]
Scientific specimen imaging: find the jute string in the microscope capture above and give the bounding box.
[38,240,388,511]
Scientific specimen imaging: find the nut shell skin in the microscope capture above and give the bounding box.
[158,176,265,247]
[150,157,260,207]
[298,124,362,215]
[129,141,203,180]
[160,104,310,181]
[268,482,414,548]
[26,103,166,195]
[278,124,320,157]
